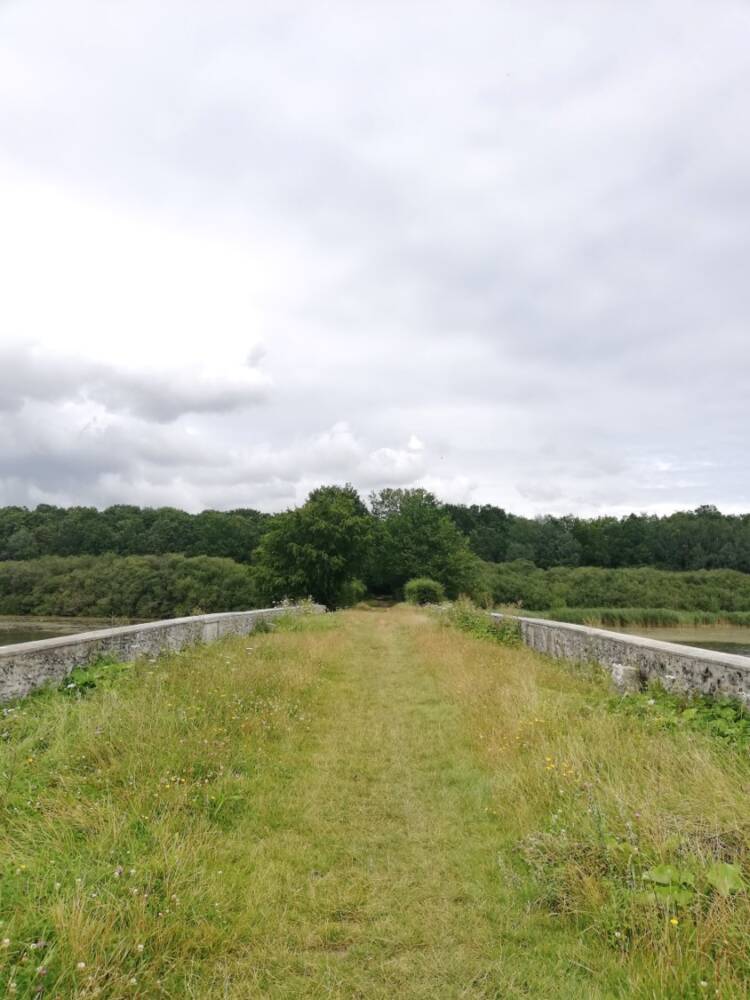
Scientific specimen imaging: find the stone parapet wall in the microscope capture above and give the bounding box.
[491,613,750,704]
[0,606,324,702]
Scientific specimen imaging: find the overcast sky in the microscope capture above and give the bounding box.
[1,1,749,516]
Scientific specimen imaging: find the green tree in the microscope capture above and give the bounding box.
[253,485,373,609]
[368,488,478,598]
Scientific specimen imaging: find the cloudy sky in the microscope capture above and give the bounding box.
[1,1,749,516]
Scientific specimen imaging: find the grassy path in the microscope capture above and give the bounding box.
[242,607,601,997]
[2,608,750,997]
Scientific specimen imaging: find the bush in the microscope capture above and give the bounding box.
[0,554,257,618]
[335,578,367,608]
[490,562,750,613]
[404,577,445,605]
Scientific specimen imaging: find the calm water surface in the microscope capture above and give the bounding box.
[622,626,750,658]
[0,617,119,648]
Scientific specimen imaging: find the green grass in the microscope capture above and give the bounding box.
[1,608,750,996]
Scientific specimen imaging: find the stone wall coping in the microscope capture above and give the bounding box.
[0,607,317,659]
[490,612,750,672]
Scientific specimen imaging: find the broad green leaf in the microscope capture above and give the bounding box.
[706,862,744,897]
[650,885,694,906]
[642,864,693,886]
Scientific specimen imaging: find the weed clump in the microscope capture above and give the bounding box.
[611,684,750,750]
[445,598,521,645]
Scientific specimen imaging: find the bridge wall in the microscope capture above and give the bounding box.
[490,613,750,704]
[0,606,324,702]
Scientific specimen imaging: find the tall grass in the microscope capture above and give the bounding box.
[437,610,750,996]
[0,613,335,997]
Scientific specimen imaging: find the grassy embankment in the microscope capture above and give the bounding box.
[1,607,750,997]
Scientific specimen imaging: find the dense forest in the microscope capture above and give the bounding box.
[1,490,749,616]
[2,499,749,572]
[443,503,750,571]
[0,505,269,563]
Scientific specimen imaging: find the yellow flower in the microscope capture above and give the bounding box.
[670,917,679,926]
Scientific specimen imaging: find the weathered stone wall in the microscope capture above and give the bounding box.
[0,606,324,703]
[491,613,750,704]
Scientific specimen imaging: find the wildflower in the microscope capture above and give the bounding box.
[614,931,622,939]
[137,943,144,952]
[129,977,137,986]
[670,917,679,926]
[77,962,86,970]
[2,937,10,948]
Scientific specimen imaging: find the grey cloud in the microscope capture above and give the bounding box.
[0,1,749,514]
[0,344,270,422]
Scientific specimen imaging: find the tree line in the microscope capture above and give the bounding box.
[1,488,750,617]
[443,504,750,571]
[2,499,749,573]
[0,504,269,563]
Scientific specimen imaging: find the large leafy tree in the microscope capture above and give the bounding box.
[252,485,372,608]
[367,488,479,598]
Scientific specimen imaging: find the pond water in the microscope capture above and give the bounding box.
[620,626,750,658]
[0,617,123,648]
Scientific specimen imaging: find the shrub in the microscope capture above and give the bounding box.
[404,577,446,605]
[335,578,367,608]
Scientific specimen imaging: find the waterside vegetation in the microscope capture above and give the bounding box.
[2,488,750,620]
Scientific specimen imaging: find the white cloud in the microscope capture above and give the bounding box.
[0,1,748,514]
